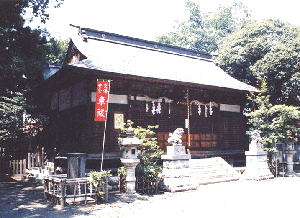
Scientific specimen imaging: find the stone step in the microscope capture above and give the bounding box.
[162,176,198,192]
[190,162,224,167]
[189,157,240,185]
[195,172,235,181]
[190,159,224,167]
[197,175,238,185]
[189,168,230,176]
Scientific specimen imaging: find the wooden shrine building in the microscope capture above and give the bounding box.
[30,25,257,167]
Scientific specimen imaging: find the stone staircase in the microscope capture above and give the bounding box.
[161,157,240,192]
[189,157,240,185]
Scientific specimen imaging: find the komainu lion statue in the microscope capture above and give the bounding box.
[168,128,184,146]
[250,130,264,151]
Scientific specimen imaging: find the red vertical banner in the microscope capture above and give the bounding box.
[94,80,110,122]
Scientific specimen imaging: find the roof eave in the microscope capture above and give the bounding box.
[65,64,258,93]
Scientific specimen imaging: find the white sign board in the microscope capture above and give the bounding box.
[91,93,128,104]
[220,104,240,113]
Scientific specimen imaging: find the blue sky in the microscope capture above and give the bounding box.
[25,0,300,40]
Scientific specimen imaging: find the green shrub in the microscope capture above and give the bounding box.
[88,170,111,196]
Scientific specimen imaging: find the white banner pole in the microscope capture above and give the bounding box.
[100,80,111,171]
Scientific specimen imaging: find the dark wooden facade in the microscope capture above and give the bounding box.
[30,26,256,165]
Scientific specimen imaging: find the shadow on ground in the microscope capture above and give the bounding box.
[0,174,151,218]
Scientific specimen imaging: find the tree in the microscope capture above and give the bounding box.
[0,93,25,141]
[217,19,300,105]
[46,35,69,64]
[0,0,65,155]
[245,82,300,151]
[0,0,65,94]
[156,0,252,53]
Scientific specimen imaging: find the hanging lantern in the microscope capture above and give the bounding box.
[146,102,149,113]
[209,102,213,115]
[205,105,208,117]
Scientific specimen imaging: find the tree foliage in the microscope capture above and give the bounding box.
[245,82,300,151]
[0,92,25,140]
[0,0,65,154]
[46,35,69,64]
[0,0,65,94]
[217,19,300,105]
[156,0,252,53]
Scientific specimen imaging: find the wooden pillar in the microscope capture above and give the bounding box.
[28,153,31,169]
[16,160,18,174]
[60,179,66,207]
[187,88,191,150]
[19,160,23,174]
[42,147,45,168]
[37,150,41,167]
[23,159,26,174]
[31,154,34,168]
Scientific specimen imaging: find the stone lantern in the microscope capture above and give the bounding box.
[118,126,142,195]
[284,131,298,177]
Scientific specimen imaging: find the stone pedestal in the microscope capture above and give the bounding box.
[244,150,274,180]
[162,146,191,169]
[161,145,196,192]
[244,131,274,180]
[284,149,297,177]
[120,158,140,195]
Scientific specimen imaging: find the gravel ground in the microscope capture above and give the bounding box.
[1,175,299,218]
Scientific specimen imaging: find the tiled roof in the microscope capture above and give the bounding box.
[67,28,258,92]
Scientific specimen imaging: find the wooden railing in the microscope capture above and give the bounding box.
[44,174,108,207]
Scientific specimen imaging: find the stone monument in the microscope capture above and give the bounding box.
[67,153,87,193]
[161,128,197,192]
[118,126,142,196]
[67,153,87,179]
[244,131,274,180]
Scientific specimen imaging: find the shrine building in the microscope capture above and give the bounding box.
[30,25,258,167]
